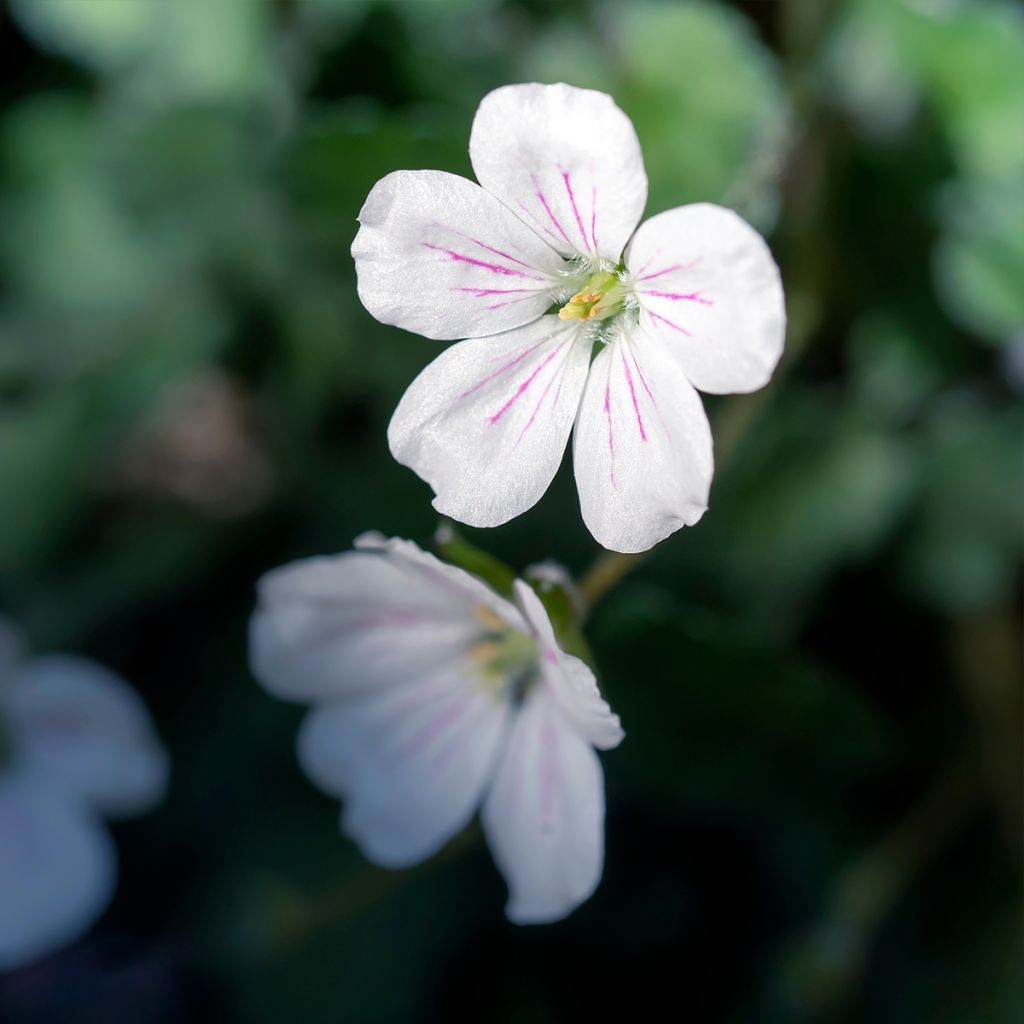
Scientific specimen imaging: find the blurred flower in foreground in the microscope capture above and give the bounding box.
[250,533,623,923]
[0,619,168,971]
[353,83,785,552]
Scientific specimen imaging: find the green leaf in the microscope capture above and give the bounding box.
[10,0,151,72]
[523,0,789,228]
[934,180,1024,345]
[831,0,1024,181]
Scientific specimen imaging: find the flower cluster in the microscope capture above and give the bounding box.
[0,619,167,970]
[247,82,785,925]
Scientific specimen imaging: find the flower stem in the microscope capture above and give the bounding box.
[779,759,980,1016]
[949,601,1023,851]
[578,550,647,611]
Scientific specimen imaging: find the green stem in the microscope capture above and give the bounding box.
[577,550,647,611]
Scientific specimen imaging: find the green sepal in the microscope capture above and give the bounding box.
[522,567,598,673]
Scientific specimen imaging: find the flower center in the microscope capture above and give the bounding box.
[557,269,626,323]
[468,605,538,697]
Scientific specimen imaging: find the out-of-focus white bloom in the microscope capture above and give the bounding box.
[353,82,786,553]
[250,534,624,924]
[0,618,168,971]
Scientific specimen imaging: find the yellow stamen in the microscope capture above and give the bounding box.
[557,270,625,322]
[468,639,502,667]
[473,604,505,632]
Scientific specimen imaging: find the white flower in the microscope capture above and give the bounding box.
[249,533,624,924]
[352,82,786,553]
[0,618,168,971]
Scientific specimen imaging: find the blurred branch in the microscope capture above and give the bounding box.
[779,601,1021,1015]
[781,759,981,1017]
[949,599,1024,852]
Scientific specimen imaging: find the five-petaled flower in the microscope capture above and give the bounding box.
[0,619,168,971]
[249,533,624,924]
[353,82,786,553]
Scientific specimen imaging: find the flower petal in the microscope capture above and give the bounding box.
[0,777,115,971]
[251,546,516,704]
[573,325,713,553]
[352,169,565,341]
[388,316,592,528]
[353,533,523,626]
[512,581,623,751]
[6,657,168,819]
[298,666,510,868]
[481,686,606,924]
[626,203,786,394]
[470,83,647,262]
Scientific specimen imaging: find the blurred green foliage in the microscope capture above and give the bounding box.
[0,1,1020,1022]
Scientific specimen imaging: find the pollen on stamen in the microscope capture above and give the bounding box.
[557,271,625,322]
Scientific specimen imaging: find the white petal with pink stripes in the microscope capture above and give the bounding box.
[388,317,592,528]
[353,169,567,341]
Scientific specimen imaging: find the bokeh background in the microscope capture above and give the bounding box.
[1,0,1022,1021]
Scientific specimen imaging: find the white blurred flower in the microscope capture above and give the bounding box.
[353,82,786,552]
[0,619,168,971]
[250,533,624,924]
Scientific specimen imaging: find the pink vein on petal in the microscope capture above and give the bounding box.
[632,250,660,278]
[514,340,573,447]
[514,199,561,243]
[394,698,468,762]
[604,380,617,489]
[629,345,656,403]
[590,185,599,253]
[421,243,544,280]
[459,340,545,400]
[562,170,589,250]
[431,222,539,270]
[638,289,713,306]
[530,174,573,248]
[488,343,564,425]
[636,258,703,282]
[452,287,536,296]
[538,717,559,832]
[329,610,428,631]
[454,286,540,294]
[429,698,491,773]
[621,347,647,443]
[647,310,693,337]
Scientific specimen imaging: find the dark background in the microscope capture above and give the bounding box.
[0,0,1021,1021]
